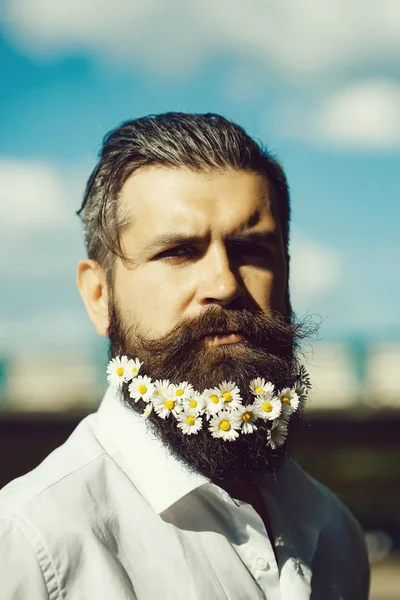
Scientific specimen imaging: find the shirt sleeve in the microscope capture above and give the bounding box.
[0,516,54,600]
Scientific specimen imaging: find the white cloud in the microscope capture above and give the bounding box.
[284,79,400,150]
[1,0,400,81]
[0,158,87,276]
[289,234,341,310]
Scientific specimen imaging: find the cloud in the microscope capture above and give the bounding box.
[1,0,400,82]
[281,79,400,150]
[0,158,86,277]
[289,234,341,310]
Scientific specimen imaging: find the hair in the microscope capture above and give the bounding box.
[77,112,291,290]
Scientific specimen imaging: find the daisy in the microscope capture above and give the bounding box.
[170,382,193,401]
[176,410,203,435]
[268,419,288,449]
[142,404,153,419]
[237,405,258,434]
[249,378,274,397]
[254,394,282,421]
[278,387,299,413]
[203,387,225,416]
[209,410,241,442]
[125,358,143,381]
[153,393,182,419]
[183,390,205,413]
[128,375,155,403]
[153,379,172,398]
[106,356,130,388]
[217,381,242,410]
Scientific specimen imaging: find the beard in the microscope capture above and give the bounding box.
[108,302,311,486]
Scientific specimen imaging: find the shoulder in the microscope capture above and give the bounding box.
[288,462,370,599]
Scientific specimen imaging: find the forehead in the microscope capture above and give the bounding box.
[118,167,280,241]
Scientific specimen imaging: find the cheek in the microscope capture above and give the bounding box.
[242,266,286,313]
[114,268,189,335]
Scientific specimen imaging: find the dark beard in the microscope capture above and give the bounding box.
[108,304,310,486]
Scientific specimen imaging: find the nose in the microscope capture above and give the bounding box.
[196,243,245,307]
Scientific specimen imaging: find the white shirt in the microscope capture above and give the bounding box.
[0,387,369,599]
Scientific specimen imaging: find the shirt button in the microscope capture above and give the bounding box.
[255,557,270,571]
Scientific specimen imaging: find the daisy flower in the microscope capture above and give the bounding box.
[268,419,288,449]
[170,382,193,401]
[124,358,142,381]
[128,375,155,403]
[254,394,282,421]
[278,387,299,413]
[183,390,205,413]
[106,356,130,388]
[153,379,172,398]
[203,387,225,416]
[209,410,241,442]
[176,410,203,435]
[249,378,274,397]
[153,393,182,419]
[217,381,242,410]
[142,404,153,419]
[237,405,258,434]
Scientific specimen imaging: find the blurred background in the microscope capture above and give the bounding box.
[0,1,399,597]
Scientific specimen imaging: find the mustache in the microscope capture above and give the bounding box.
[116,305,312,361]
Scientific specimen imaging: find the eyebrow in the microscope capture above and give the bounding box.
[142,230,278,256]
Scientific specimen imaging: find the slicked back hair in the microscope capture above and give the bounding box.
[77,113,292,311]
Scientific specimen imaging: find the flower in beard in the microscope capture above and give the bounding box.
[128,375,155,403]
[170,382,193,402]
[142,404,153,419]
[209,409,241,441]
[254,393,282,421]
[237,404,259,434]
[106,356,130,387]
[268,419,288,449]
[217,381,242,410]
[125,358,143,381]
[176,409,203,435]
[153,391,183,419]
[249,378,274,397]
[183,390,205,413]
[153,379,172,399]
[278,387,299,415]
[203,387,225,416]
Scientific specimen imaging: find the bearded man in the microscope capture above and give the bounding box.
[0,113,369,599]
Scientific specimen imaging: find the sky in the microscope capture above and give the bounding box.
[0,0,399,352]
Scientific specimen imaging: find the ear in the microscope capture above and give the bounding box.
[76,259,109,337]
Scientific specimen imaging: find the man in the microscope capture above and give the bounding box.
[0,113,369,599]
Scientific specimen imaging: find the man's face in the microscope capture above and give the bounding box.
[113,167,288,339]
[88,166,305,485]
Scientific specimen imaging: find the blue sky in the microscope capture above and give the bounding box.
[0,1,399,352]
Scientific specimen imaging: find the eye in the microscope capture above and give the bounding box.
[156,246,195,261]
[234,243,271,258]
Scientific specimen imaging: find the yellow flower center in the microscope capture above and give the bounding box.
[175,388,185,396]
[186,416,196,426]
[242,412,252,422]
[211,395,220,404]
[282,396,290,404]
[189,399,198,408]
[222,392,232,402]
[164,399,175,410]
[219,420,231,432]
[132,367,138,374]
[138,384,147,394]
[262,401,273,412]
[255,386,264,394]
[156,389,163,396]
[116,367,124,377]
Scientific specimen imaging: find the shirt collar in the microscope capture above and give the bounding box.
[97,386,209,514]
